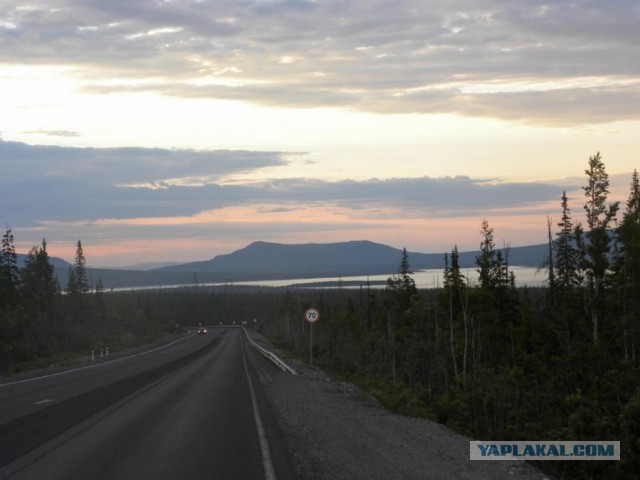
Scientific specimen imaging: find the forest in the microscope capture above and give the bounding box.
[1,153,639,480]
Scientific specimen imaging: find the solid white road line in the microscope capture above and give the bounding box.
[241,337,277,480]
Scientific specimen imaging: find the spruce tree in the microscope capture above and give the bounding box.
[551,193,585,346]
[443,245,469,379]
[0,227,20,309]
[615,170,640,361]
[387,247,416,298]
[476,219,500,290]
[555,191,581,289]
[444,245,465,291]
[582,153,619,345]
[67,240,89,296]
[20,238,58,316]
[385,248,417,382]
[544,216,556,290]
[617,169,640,265]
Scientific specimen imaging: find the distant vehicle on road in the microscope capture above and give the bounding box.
[197,328,207,335]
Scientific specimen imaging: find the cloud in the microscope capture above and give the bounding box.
[253,176,571,218]
[22,129,80,137]
[0,139,291,223]
[0,139,289,184]
[1,0,638,125]
[1,140,572,228]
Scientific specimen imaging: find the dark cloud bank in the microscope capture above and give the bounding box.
[1,140,570,227]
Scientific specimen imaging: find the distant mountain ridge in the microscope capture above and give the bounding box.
[15,241,547,290]
[157,240,547,276]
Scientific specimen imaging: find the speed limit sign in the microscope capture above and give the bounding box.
[304,307,320,323]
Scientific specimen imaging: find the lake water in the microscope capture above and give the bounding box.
[230,266,546,289]
[108,266,546,292]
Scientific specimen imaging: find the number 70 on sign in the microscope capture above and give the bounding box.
[304,308,320,323]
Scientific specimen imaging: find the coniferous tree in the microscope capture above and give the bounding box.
[582,153,619,345]
[442,245,470,380]
[625,169,640,218]
[387,247,417,299]
[475,220,519,367]
[476,219,498,290]
[0,228,22,368]
[385,248,418,382]
[66,266,78,297]
[544,216,556,290]
[444,246,465,291]
[551,193,585,347]
[67,240,89,296]
[476,219,511,291]
[584,153,618,231]
[614,170,640,362]
[616,169,640,280]
[0,227,20,309]
[555,191,581,289]
[20,238,58,316]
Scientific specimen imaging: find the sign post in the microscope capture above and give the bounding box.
[304,307,320,366]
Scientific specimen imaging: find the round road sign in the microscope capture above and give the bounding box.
[304,307,320,323]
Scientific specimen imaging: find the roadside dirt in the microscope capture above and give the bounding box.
[249,331,553,480]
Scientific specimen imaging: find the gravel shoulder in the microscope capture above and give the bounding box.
[248,330,553,480]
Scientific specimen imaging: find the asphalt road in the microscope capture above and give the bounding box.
[0,327,294,480]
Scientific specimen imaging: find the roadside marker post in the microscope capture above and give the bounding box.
[304,308,320,366]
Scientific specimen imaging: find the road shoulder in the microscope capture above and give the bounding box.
[246,330,552,480]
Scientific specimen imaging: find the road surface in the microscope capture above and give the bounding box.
[0,327,293,480]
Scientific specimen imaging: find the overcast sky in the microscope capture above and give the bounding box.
[1,0,638,266]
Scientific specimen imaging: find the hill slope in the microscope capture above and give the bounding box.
[17,253,71,270]
[157,240,547,276]
[15,240,546,290]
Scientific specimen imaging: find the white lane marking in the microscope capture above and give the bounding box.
[0,335,192,388]
[241,337,277,480]
[33,398,54,405]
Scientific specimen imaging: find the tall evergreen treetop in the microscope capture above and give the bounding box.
[615,169,640,290]
[581,153,619,280]
[395,248,416,293]
[67,240,89,295]
[581,153,619,345]
[616,170,640,256]
[387,247,417,304]
[623,169,640,224]
[476,219,502,290]
[583,152,619,231]
[21,238,58,315]
[0,227,20,308]
[444,245,465,291]
[555,191,580,289]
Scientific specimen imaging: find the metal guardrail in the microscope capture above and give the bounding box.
[242,327,297,375]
